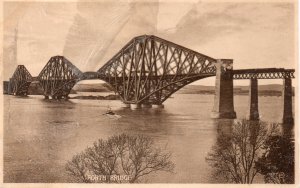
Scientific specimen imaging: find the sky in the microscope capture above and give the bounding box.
[3,0,297,86]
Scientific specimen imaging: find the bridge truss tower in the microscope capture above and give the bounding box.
[98,35,217,106]
[9,65,32,96]
[38,56,83,99]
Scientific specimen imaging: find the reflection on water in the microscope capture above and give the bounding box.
[3,94,294,183]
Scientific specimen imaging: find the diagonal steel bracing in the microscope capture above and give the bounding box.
[10,65,33,95]
[6,35,296,103]
[38,56,83,98]
[97,35,217,104]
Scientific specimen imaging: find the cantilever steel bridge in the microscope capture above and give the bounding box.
[6,35,295,108]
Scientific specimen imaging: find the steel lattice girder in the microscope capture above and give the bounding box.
[97,35,217,104]
[38,56,83,97]
[232,68,295,79]
[10,65,32,95]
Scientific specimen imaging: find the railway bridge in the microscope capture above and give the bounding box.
[4,35,295,124]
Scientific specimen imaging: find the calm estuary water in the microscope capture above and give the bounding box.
[3,93,294,183]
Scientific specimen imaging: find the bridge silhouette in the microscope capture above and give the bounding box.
[4,35,295,124]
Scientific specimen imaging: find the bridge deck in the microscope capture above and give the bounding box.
[31,67,295,82]
[232,68,294,79]
[232,68,293,74]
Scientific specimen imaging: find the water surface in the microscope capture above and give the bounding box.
[3,94,293,183]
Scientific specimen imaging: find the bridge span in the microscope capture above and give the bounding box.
[4,35,295,124]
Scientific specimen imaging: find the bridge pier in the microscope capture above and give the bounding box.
[153,104,164,109]
[211,59,236,119]
[282,78,294,124]
[247,78,259,120]
[44,94,69,100]
[130,103,141,110]
[141,103,152,108]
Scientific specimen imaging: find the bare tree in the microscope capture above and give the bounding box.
[120,135,174,183]
[66,134,174,183]
[255,134,294,184]
[65,152,91,183]
[206,119,278,184]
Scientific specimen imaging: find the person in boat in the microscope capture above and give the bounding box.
[105,106,115,115]
[103,106,122,119]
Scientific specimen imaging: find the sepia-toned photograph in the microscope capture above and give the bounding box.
[1,0,298,186]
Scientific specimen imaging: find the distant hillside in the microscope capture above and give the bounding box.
[28,82,113,94]
[5,82,111,95]
[27,82,77,95]
[73,83,113,92]
[235,84,285,91]
[27,82,44,95]
[177,84,295,96]
[72,83,294,96]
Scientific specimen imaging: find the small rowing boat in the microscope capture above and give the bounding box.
[103,107,122,119]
